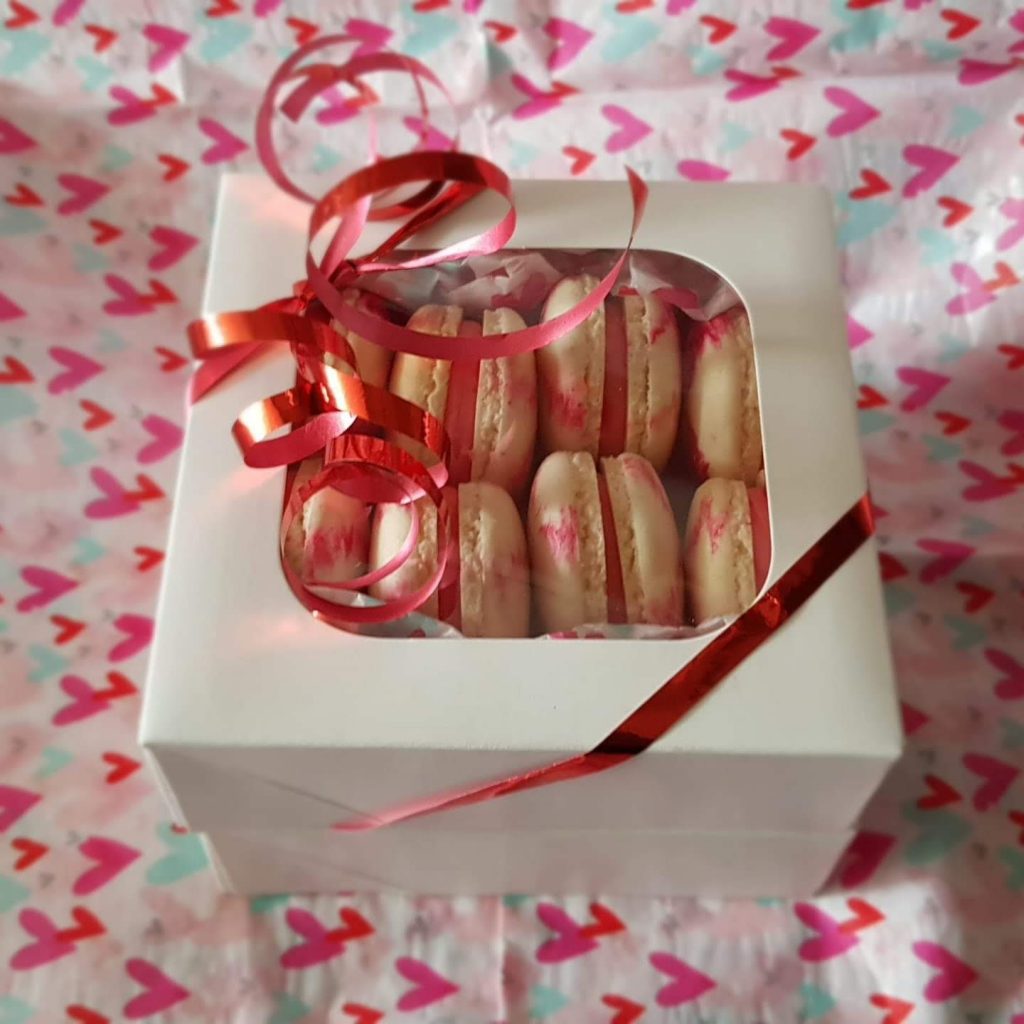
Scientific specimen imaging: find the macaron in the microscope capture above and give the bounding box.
[329,287,393,389]
[528,450,684,633]
[369,481,530,638]
[683,477,771,623]
[538,275,682,471]
[389,304,537,495]
[283,456,371,591]
[684,306,763,483]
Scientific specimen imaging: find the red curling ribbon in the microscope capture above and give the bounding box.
[599,296,629,457]
[597,474,628,624]
[333,494,874,828]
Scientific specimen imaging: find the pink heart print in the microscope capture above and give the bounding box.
[997,198,1024,253]
[649,952,716,1007]
[544,17,593,72]
[946,263,995,316]
[404,116,454,152]
[254,0,283,14]
[916,539,974,583]
[48,346,104,394]
[0,290,25,321]
[0,116,36,153]
[724,69,780,102]
[794,903,860,962]
[764,17,819,60]
[602,105,651,153]
[281,908,347,969]
[56,174,109,216]
[344,18,393,57]
[123,958,190,1018]
[395,957,459,1011]
[958,58,1019,86]
[148,225,198,270]
[53,0,85,25]
[903,145,959,198]
[103,274,155,316]
[53,675,110,726]
[137,414,183,463]
[11,909,75,970]
[85,468,141,519]
[677,160,730,182]
[962,752,1020,810]
[109,613,154,661]
[199,118,248,164]
[17,565,78,612]
[958,461,1017,502]
[74,836,142,895]
[987,648,1024,700]
[847,315,872,349]
[510,74,570,119]
[824,87,879,137]
[108,86,162,126]
[143,23,190,72]
[897,366,950,411]
[912,942,978,1002]
[536,903,600,963]
[0,785,42,833]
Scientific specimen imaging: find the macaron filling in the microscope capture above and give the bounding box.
[596,473,628,623]
[436,488,462,630]
[599,295,629,458]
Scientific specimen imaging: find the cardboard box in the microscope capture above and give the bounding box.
[141,174,900,891]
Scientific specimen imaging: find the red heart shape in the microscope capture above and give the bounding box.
[850,168,891,200]
[12,837,48,870]
[918,774,962,809]
[780,129,815,160]
[937,196,972,227]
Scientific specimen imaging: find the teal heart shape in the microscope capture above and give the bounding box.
[937,332,970,363]
[688,44,726,77]
[250,894,289,915]
[59,428,99,468]
[200,17,252,62]
[503,893,531,909]
[97,328,127,353]
[918,227,956,267]
[36,745,74,778]
[858,409,895,435]
[603,14,658,63]
[999,846,1024,891]
[884,585,915,617]
[0,387,37,426]
[72,537,106,565]
[73,243,108,275]
[267,992,311,1024]
[943,615,986,651]
[923,434,960,463]
[0,875,30,914]
[100,144,134,174]
[903,803,971,866]
[146,822,209,884]
[800,983,836,1020]
[403,5,458,58]
[961,515,994,538]
[28,645,69,683]
[0,995,33,1024]
[531,985,570,1020]
[507,138,540,171]
[0,28,49,75]
[311,144,341,175]
[1001,717,1024,750]
[0,207,45,238]
[76,54,114,93]
[921,39,963,63]
[949,105,985,139]
[829,0,894,53]
[485,40,513,79]
[720,121,753,154]
[836,198,897,248]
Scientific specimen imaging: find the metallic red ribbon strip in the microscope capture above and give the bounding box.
[597,474,628,624]
[333,494,873,828]
[599,297,629,458]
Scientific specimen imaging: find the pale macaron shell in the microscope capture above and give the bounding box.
[622,292,683,471]
[329,287,393,390]
[529,450,607,633]
[601,452,684,626]
[475,308,537,494]
[283,456,370,586]
[368,483,529,637]
[538,274,605,456]
[389,304,463,419]
[687,306,763,483]
[683,477,757,623]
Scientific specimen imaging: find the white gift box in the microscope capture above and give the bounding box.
[140,174,901,895]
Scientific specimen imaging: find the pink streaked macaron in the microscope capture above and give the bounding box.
[684,305,763,483]
[369,481,530,638]
[528,450,684,634]
[538,275,683,471]
[389,304,537,495]
[283,456,371,590]
[329,287,394,390]
[683,477,771,623]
